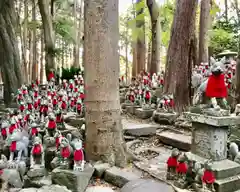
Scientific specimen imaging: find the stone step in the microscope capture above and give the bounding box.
[156,131,191,151]
[123,124,159,136]
[215,174,240,192]
[135,108,154,119]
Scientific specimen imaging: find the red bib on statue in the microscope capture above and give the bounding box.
[32,144,42,155]
[74,149,84,161]
[205,74,227,98]
[10,141,17,152]
[61,146,70,158]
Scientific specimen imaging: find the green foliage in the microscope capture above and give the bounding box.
[209,20,238,55]
[61,66,82,80]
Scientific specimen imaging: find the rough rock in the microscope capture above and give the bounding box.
[86,186,114,192]
[93,163,110,178]
[120,179,174,192]
[27,167,45,178]
[126,105,141,115]
[124,124,158,136]
[3,169,23,188]
[104,166,141,188]
[65,118,84,129]
[24,175,52,188]
[51,165,94,192]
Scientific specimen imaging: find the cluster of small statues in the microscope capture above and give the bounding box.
[0,73,86,177]
[166,149,216,192]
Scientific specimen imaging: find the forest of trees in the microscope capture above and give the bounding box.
[0,0,239,165]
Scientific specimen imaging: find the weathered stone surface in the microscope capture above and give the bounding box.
[65,118,85,129]
[45,147,56,170]
[120,96,125,104]
[27,167,45,178]
[156,131,191,151]
[19,185,72,192]
[120,179,174,192]
[126,105,141,115]
[135,108,154,119]
[191,122,228,161]
[86,186,114,192]
[152,111,178,125]
[104,166,141,188]
[184,112,240,126]
[24,175,52,188]
[121,102,134,109]
[93,163,110,178]
[51,165,94,192]
[124,124,158,136]
[3,169,23,188]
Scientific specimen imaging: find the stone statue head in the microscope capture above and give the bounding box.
[33,136,42,145]
[171,148,179,157]
[60,137,70,148]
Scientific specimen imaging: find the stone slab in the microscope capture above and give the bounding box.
[120,179,174,192]
[86,186,114,192]
[104,166,141,188]
[184,112,240,127]
[215,174,240,192]
[123,124,159,136]
[121,103,134,109]
[135,108,154,119]
[156,131,191,151]
[51,165,94,192]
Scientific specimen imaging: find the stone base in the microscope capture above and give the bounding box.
[51,164,94,192]
[185,152,240,192]
[135,108,154,119]
[152,111,178,125]
[121,102,134,109]
[126,105,141,115]
[27,166,45,178]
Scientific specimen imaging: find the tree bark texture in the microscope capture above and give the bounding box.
[164,0,197,112]
[84,0,127,166]
[32,0,38,81]
[147,0,160,74]
[0,0,23,105]
[38,0,55,75]
[199,0,211,64]
[136,0,146,73]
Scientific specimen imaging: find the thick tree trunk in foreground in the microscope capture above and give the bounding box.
[0,0,23,105]
[32,0,38,81]
[38,0,55,75]
[199,0,210,64]
[147,0,160,74]
[84,0,127,167]
[164,0,197,113]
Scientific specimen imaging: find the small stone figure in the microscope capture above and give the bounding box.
[45,113,57,137]
[1,121,9,140]
[177,155,188,178]
[59,137,73,169]
[54,130,64,150]
[73,139,85,171]
[29,122,39,137]
[9,129,29,162]
[55,109,64,129]
[202,163,216,191]
[30,136,44,168]
[144,87,151,104]
[166,148,179,180]
[76,99,83,115]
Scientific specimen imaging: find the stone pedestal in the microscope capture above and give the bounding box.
[51,165,94,192]
[152,110,178,125]
[185,112,240,192]
[126,105,141,115]
[121,102,134,110]
[135,108,154,119]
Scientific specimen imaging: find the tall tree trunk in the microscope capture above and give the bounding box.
[23,1,29,83]
[40,31,44,83]
[224,0,228,22]
[147,37,152,71]
[125,40,129,84]
[147,0,160,74]
[84,0,127,166]
[0,0,23,105]
[29,32,33,82]
[164,0,198,113]
[38,0,55,76]
[199,0,210,64]
[32,0,37,81]
[136,0,146,73]
[131,0,137,78]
